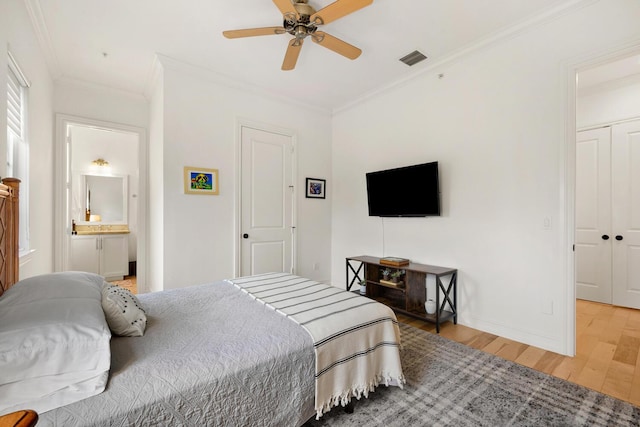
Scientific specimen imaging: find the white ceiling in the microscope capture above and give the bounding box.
[27,0,607,111]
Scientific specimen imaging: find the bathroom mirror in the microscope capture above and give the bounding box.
[78,174,128,224]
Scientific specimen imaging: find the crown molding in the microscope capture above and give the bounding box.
[23,0,61,79]
[153,54,332,116]
[55,76,148,103]
[333,0,599,115]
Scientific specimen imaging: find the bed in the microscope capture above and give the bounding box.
[0,179,405,426]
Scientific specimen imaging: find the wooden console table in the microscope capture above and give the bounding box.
[346,255,458,333]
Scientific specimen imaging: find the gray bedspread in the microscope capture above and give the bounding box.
[38,280,316,427]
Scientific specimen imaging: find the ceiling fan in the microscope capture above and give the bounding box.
[223,0,373,70]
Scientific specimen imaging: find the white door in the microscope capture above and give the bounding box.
[575,128,612,303]
[240,126,295,276]
[611,120,640,309]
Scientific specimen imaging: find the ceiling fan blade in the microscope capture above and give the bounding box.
[272,0,297,17]
[223,27,285,39]
[312,31,361,60]
[282,38,303,70]
[310,0,373,25]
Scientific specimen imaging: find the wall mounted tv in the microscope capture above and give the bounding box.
[366,161,440,217]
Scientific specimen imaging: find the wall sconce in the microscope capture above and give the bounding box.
[92,158,109,167]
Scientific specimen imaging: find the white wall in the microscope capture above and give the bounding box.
[577,77,640,128]
[331,0,640,354]
[54,80,148,130]
[148,66,164,293]
[151,58,332,290]
[1,0,54,279]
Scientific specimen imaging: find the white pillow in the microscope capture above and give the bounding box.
[0,272,111,415]
[101,283,147,337]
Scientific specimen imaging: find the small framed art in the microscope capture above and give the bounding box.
[184,166,219,195]
[305,177,326,199]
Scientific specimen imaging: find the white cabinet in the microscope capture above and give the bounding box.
[71,234,128,280]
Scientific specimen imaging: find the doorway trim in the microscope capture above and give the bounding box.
[563,42,640,356]
[54,114,148,291]
[234,118,297,278]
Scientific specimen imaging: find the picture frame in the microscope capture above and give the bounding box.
[184,166,219,195]
[305,177,326,199]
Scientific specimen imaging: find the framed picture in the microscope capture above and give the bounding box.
[305,177,326,199]
[184,166,219,195]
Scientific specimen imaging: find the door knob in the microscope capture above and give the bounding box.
[601,234,609,240]
[243,233,249,239]
[615,235,623,241]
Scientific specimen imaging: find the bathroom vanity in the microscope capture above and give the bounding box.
[70,174,130,280]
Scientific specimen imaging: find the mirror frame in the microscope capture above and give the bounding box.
[76,173,128,225]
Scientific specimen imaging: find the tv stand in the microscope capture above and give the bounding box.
[346,256,457,333]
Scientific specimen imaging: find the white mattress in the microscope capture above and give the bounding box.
[38,280,316,427]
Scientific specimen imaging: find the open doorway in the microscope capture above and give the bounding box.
[575,53,640,309]
[55,115,148,292]
[570,52,640,394]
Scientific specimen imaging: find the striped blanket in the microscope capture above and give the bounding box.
[228,273,405,419]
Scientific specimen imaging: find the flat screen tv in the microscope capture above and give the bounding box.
[366,161,440,217]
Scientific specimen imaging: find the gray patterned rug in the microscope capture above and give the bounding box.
[304,323,640,426]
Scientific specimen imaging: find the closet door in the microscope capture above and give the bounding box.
[611,120,640,309]
[575,128,612,303]
[240,126,294,276]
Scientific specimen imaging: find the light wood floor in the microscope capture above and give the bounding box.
[396,299,640,407]
[118,278,638,406]
[111,276,137,294]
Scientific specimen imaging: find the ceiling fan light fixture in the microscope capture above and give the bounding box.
[400,50,427,66]
[295,25,308,37]
[223,0,373,70]
[294,1,315,17]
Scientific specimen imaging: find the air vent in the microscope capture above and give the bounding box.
[399,50,427,66]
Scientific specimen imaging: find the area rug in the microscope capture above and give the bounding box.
[304,323,640,427]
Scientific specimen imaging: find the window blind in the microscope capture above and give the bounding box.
[7,67,23,138]
[6,52,31,255]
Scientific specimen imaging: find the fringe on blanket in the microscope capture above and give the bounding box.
[316,372,406,420]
